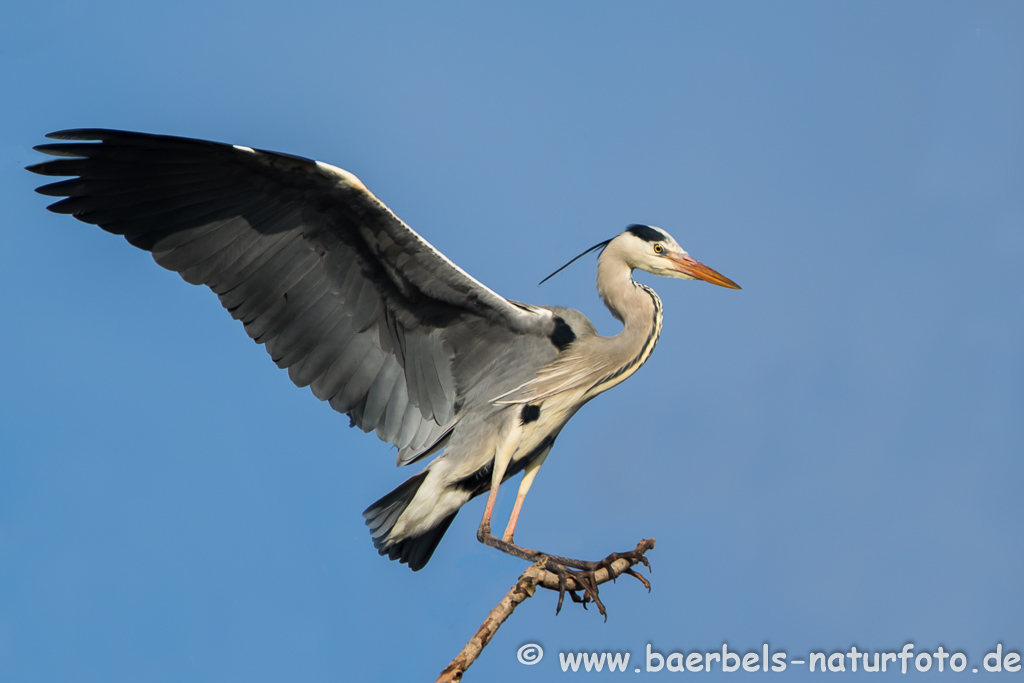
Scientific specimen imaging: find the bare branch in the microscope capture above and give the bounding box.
[437,538,656,682]
[437,563,545,683]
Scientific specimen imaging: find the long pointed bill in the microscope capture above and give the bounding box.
[671,254,741,289]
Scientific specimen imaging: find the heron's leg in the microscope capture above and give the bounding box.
[501,448,549,544]
[476,423,516,539]
[475,421,540,562]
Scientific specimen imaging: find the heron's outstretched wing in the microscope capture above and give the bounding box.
[29,129,557,464]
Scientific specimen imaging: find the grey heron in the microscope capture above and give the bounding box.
[29,129,739,597]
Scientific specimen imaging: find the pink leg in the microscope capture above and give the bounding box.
[502,448,549,543]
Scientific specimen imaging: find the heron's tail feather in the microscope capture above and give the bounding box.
[363,471,458,571]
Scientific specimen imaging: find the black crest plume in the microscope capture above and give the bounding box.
[539,239,612,285]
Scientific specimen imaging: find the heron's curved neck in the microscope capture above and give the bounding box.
[593,253,664,387]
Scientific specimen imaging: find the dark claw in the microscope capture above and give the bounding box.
[622,567,651,592]
[552,561,568,615]
[546,558,609,618]
[548,561,596,615]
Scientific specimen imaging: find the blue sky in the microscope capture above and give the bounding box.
[2,2,1022,681]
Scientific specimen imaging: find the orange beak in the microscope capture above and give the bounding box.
[670,254,741,289]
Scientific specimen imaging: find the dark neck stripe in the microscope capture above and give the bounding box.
[588,281,663,394]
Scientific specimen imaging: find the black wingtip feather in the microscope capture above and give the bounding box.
[33,143,96,158]
[25,164,50,178]
[44,197,83,215]
[33,178,80,196]
[45,129,109,141]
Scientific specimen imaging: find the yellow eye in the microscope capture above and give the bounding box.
[653,244,664,254]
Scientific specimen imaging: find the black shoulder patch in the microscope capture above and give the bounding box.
[520,404,540,425]
[550,316,576,351]
[626,224,666,243]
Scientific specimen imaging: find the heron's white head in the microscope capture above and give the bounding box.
[607,224,740,289]
[540,224,740,289]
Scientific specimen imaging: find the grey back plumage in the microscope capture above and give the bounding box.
[29,129,562,464]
